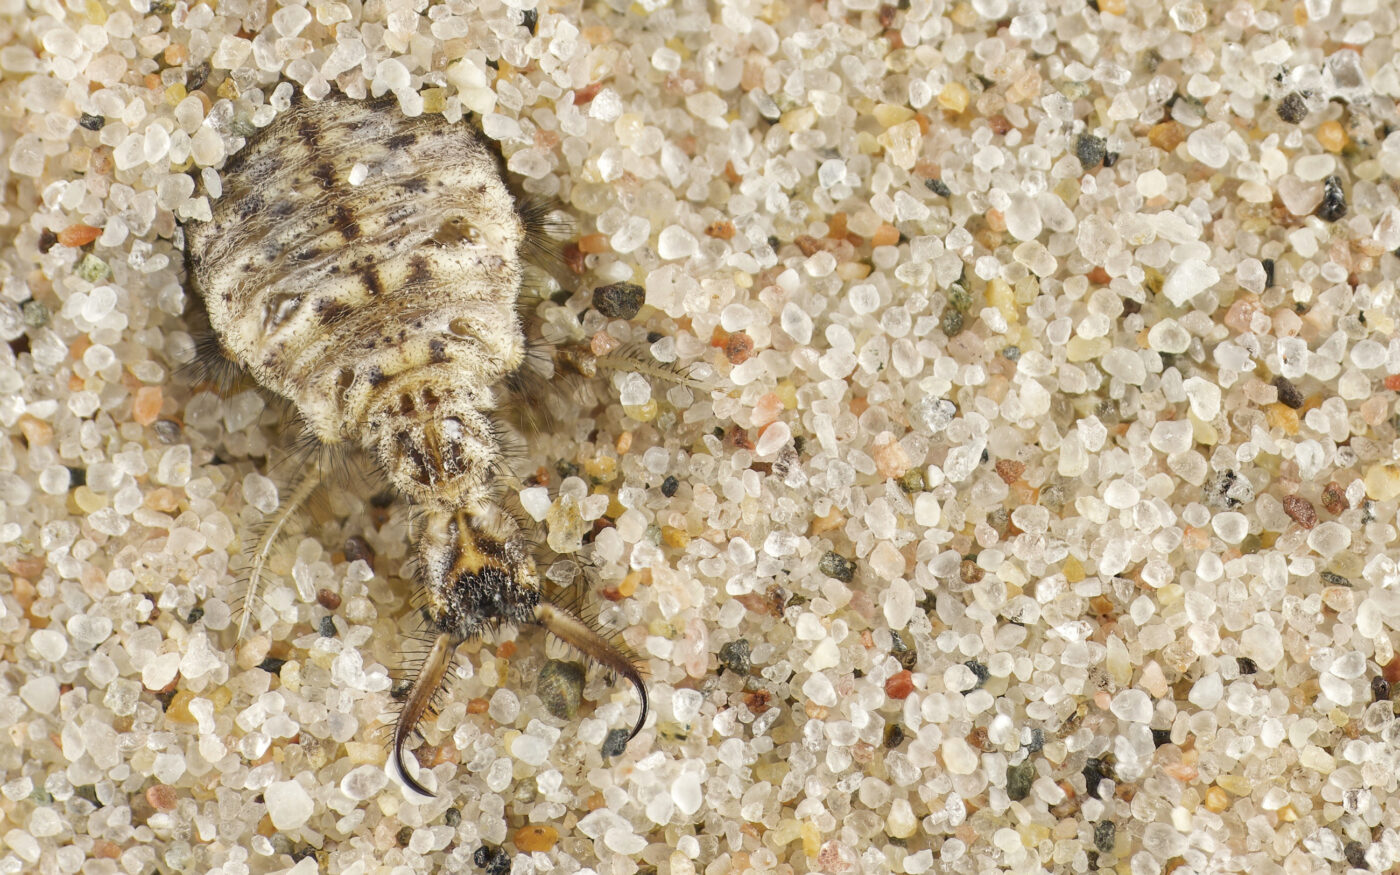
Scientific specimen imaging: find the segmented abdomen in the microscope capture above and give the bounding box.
[185,95,528,455]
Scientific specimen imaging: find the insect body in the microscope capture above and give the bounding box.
[183,92,646,795]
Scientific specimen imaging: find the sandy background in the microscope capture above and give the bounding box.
[5,0,1400,872]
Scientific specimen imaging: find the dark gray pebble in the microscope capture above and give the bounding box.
[592,282,645,319]
[818,551,856,583]
[718,639,752,674]
[537,660,586,719]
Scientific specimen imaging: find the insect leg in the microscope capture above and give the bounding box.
[235,466,321,641]
[558,342,703,389]
[534,601,648,742]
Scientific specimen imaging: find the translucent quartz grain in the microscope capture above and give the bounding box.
[265,781,314,830]
[656,226,697,259]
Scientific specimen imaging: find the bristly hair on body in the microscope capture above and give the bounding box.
[515,196,571,271]
[186,330,250,396]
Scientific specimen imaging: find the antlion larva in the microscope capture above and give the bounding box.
[182,91,646,796]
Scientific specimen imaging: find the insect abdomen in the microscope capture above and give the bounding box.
[186,95,529,459]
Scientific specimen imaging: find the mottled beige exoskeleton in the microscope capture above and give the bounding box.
[183,92,645,796]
